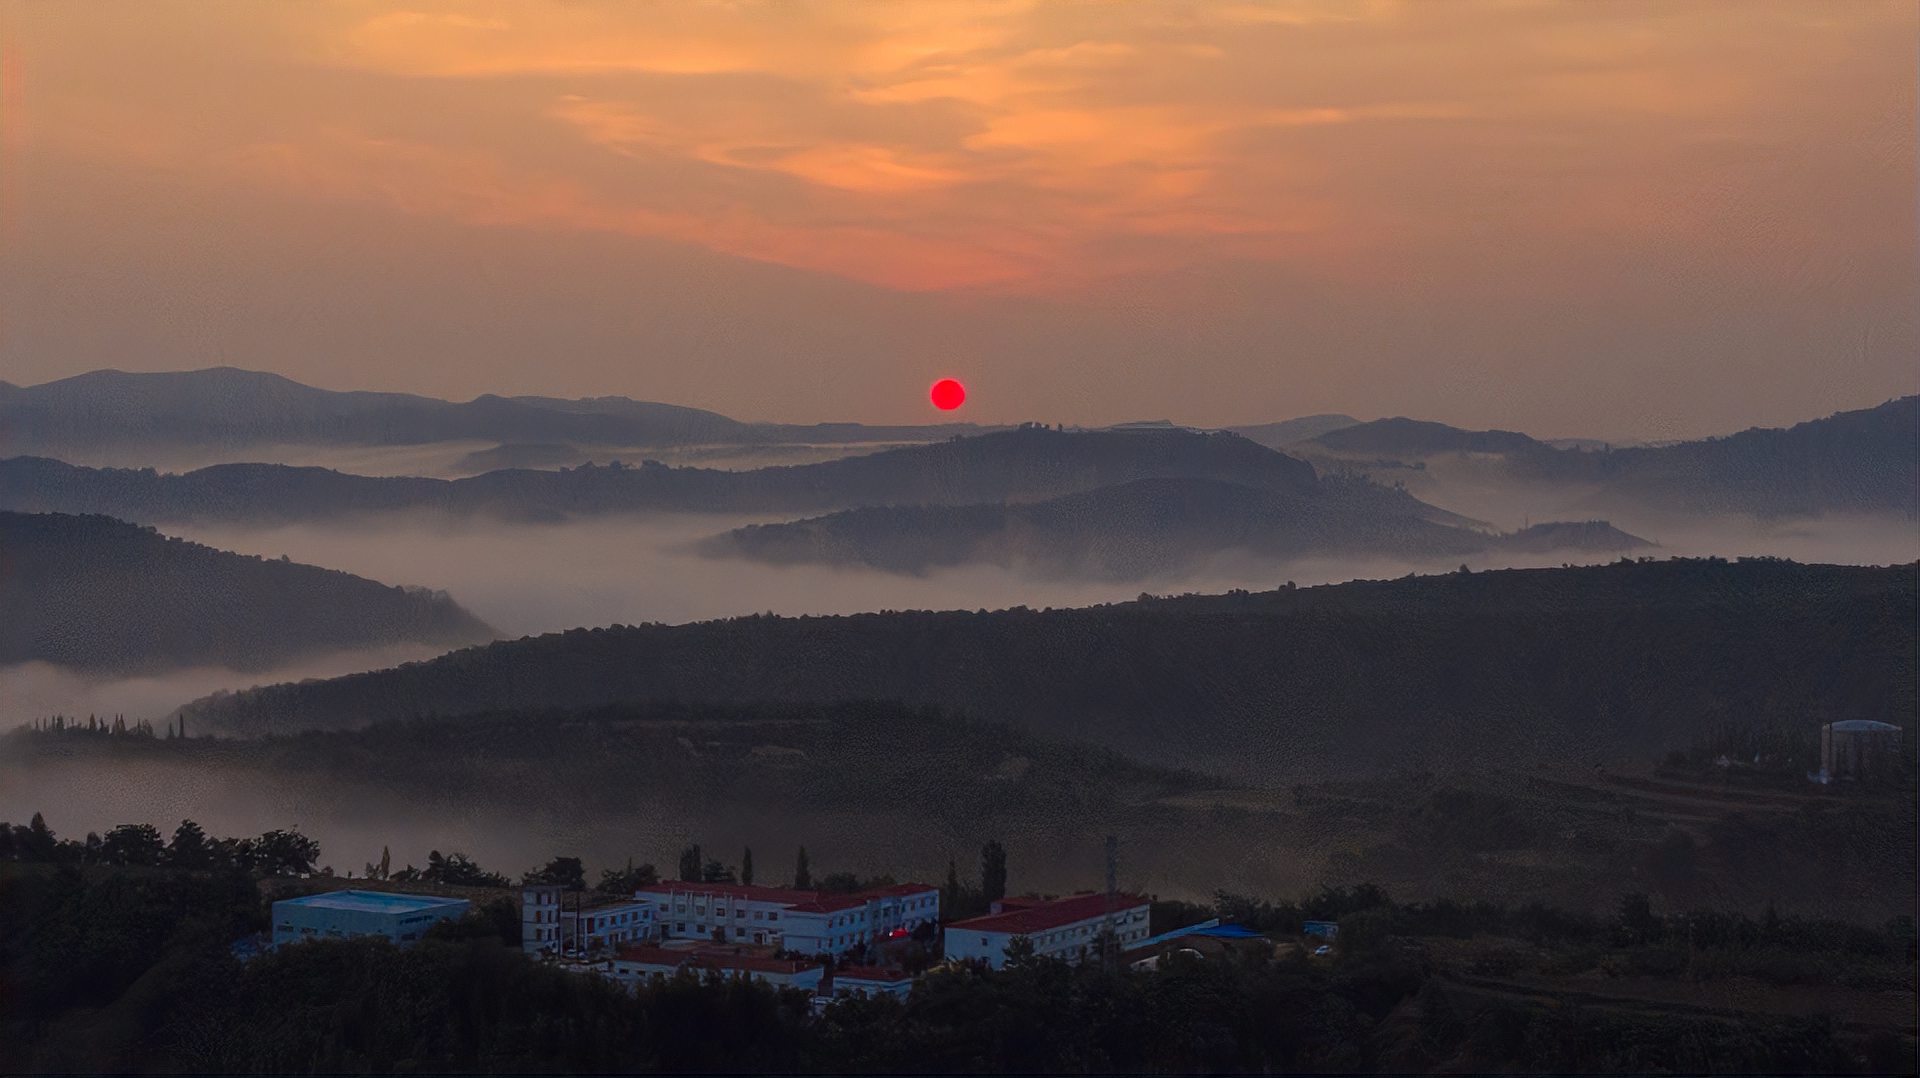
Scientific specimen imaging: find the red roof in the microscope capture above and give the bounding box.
[948,893,1151,936]
[615,944,821,976]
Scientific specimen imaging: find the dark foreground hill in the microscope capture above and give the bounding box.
[701,476,1646,578]
[0,426,1323,524]
[179,558,1916,782]
[0,512,495,672]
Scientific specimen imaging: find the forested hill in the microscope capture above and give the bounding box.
[0,427,1319,524]
[179,558,1917,782]
[0,512,496,673]
[702,476,1645,579]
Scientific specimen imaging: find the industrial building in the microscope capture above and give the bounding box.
[1819,720,1904,782]
[272,890,470,949]
[943,893,1153,969]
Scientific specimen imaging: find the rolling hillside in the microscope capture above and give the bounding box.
[0,426,1324,524]
[1306,398,1919,518]
[703,476,1646,578]
[0,512,496,672]
[177,558,1916,782]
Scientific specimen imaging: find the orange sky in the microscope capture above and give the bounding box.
[2,1,1914,438]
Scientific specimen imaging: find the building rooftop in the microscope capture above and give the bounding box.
[275,889,468,914]
[948,893,1151,936]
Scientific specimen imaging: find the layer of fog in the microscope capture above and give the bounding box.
[0,644,454,727]
[173,505,1916,643]
[14,499,1910,733]
[1359,453,1920,565]
[34,438,906,479]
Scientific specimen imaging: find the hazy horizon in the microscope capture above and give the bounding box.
[4,1,1915,444]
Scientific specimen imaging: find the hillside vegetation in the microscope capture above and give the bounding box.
[0,512,495,672]
[703,476,1645,578]
[178,558,1917,782]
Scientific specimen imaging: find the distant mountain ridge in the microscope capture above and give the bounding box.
[0,512,496,673]
[1311,417,1547,456]
[1228,414,1364,448]
[176,558,1916,782]
[0,426,1329,524]
[1307,398,1919,518]
[703,476,1648,579]
[0,367,992,452]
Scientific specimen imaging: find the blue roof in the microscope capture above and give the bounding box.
[1192,924,1265,940]
[277,890,468,914]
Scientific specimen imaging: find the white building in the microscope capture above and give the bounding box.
[637,881,821,945]
[606,945,825,993]
[273,889,470,949]
[944,893,1153,969]
[780,883,942,957]
[635,880,939,956]
[563,900,658,953]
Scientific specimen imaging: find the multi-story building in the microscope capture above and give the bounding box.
[562,900,658,953]
[943,893,1152,969]
[634,880,939,957]
[273,890,470,949]
[522,884,562,955]
[606,945,825,994]
[779,883,941,957]
[637,881,821,945]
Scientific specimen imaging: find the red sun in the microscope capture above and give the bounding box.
[930,378,966,411]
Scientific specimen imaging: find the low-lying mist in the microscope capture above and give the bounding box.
[172,508,1918,642]
[36,438,901,479]
[0,645,452,728]
[11,505,1911,732]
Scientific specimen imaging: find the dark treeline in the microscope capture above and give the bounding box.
[0,812,320,876]
[3,812,1914,1073]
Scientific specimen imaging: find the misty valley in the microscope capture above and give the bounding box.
[2,369,1914,1073]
